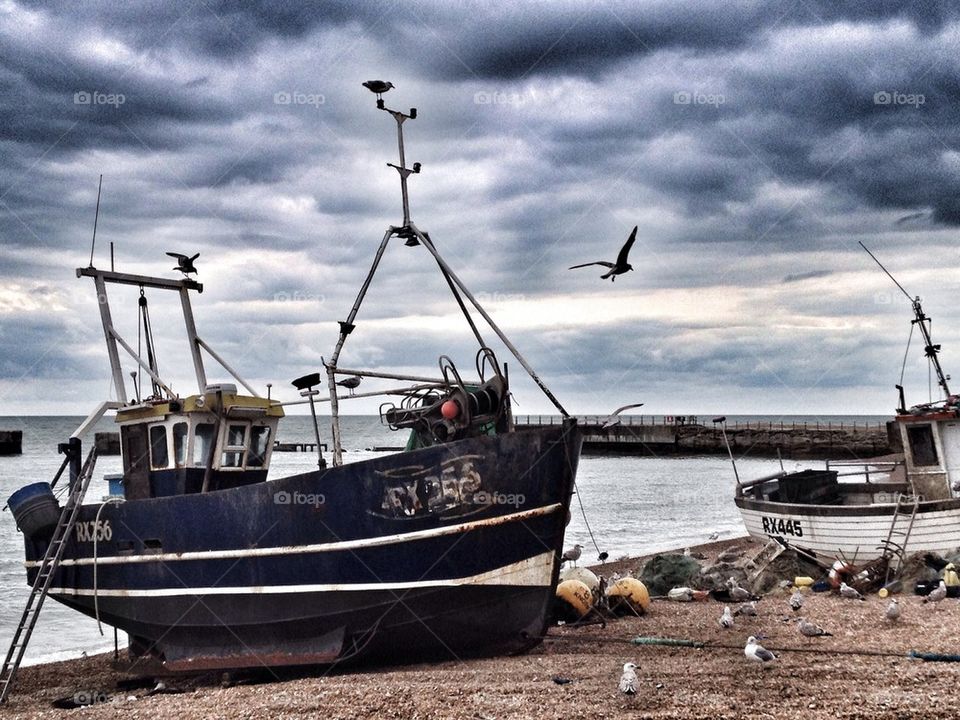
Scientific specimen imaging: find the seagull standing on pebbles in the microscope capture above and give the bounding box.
[744,636,777,665]
[734,601,757,617]
[719,606,735,629]
[885,598,901,622]
[839,582,865,601]
[561,543,583,567]
[618,662,638,695]
[789,587,804,612]
[797,618,833,637]
[726,577,752,602]
[923,580,947,605]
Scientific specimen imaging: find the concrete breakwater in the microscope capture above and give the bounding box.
[515,416,895,459]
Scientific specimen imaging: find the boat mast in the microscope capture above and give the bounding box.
[325,88,570,467]
[859,242,951,401]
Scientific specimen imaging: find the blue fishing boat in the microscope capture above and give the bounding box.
[4,88,581,680]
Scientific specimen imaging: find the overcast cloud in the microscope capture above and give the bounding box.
[1,0,959,419]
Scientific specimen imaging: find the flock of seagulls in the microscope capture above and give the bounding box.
[606,570,952,694]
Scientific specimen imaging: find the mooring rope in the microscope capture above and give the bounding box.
[543,632,960,662]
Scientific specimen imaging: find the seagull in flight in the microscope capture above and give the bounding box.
[362,80,395,98]
[601,403,644,429]
[167,252,199,275]
[569,225,637,281]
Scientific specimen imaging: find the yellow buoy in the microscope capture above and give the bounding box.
[605,577,651,615]
[559,567,600,594]
[555,579,593,621]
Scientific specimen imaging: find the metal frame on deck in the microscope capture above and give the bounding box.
[77,267,259,403]
[323,96,568,466]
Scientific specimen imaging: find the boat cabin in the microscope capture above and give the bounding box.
[896,401,960,502]
[115,384,283,499]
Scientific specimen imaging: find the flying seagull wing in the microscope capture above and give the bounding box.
[615,226,638,267]
[569,261,614,270]
[166,252,186,260]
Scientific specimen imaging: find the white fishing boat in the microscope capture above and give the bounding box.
[734,250,960,563]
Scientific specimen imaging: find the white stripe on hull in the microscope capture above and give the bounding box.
[47,550,558,598]
[26,502,563,569]
[738,502,960,559]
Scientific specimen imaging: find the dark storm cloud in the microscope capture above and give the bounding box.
[2,0,960,414]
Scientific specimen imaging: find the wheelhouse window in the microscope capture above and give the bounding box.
[194,423,216,466]
[907,425,939,466]
[222,423,247,469]
[247,425,271,468]
[149,425,169,469]
[173,422,188,468]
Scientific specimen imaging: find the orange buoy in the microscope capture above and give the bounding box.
[441,399,460,419]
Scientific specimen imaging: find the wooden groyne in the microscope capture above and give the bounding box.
[514,416,895,459]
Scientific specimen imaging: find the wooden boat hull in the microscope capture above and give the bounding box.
[735,495,960,561]
[22,422,581,671]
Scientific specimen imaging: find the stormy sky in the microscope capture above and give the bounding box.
[2,0,959,418]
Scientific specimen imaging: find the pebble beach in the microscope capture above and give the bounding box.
[2,538,959,720]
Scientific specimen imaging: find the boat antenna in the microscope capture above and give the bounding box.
[88,174,103,267]
[712,416,740,486]
[859,241,950,399]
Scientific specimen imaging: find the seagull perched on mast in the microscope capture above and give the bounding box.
[336,376,362,395]
[362,80,394,99]
[569,225,637,281]
[167,252,199,275]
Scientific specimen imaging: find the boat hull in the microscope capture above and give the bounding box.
[735,495,960,560]
[23,423,581,671]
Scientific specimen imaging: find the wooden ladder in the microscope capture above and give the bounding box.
[881,492,920,581]
[0,446,98,704]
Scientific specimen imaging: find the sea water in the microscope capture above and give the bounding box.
[0,414,882,665]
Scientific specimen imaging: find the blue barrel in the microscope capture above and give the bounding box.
[7,482,61,539]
